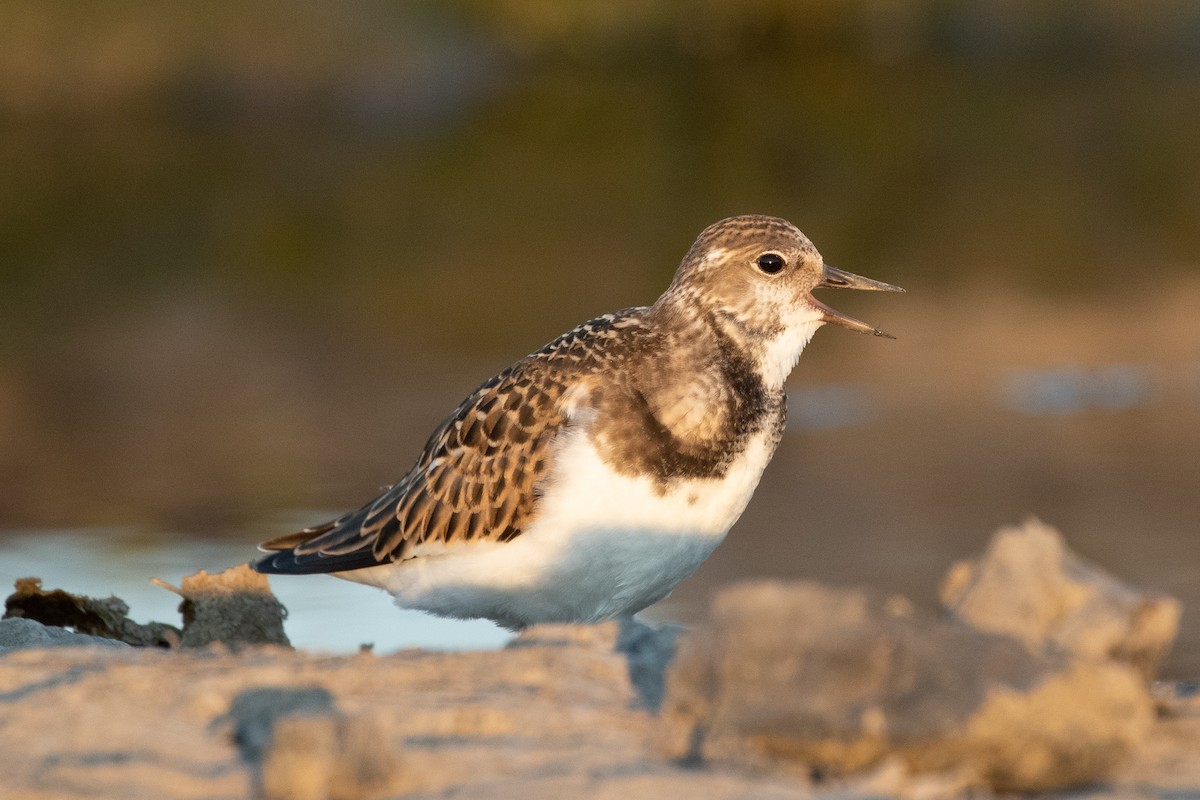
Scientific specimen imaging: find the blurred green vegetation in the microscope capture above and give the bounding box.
[1,0,1199,529]
[2,0,1198,362]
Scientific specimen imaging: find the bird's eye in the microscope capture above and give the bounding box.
[756,253,785,274]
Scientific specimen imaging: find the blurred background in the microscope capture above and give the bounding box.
[1,1,1197,671]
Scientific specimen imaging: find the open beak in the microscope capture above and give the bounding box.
[811,263,904,339]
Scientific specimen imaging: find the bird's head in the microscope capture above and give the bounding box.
[657,215,903,386]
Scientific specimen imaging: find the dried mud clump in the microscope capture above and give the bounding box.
[154,563,290,649]
[4,563,289,650]
[3,576,180,647]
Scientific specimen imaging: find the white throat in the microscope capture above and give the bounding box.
[759,311,824,391]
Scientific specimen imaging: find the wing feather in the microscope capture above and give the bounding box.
[253,309,646,576]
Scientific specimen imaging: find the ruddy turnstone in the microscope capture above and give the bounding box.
[254,215,901,629]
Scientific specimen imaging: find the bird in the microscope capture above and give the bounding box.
[253,215,902,630]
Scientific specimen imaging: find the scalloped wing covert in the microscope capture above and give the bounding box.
[254,310,645,575]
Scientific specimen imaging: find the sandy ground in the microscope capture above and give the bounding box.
[0,626,810,800]
[0,626,1197,800]
[3,525,1199,800]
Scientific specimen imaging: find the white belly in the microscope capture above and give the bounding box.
[343,427,780,628]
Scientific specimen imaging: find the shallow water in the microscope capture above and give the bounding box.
[0,530,511,652]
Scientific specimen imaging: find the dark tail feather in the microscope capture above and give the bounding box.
[252,512,387,575]
[252,546,384,575]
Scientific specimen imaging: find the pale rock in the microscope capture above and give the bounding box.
[940,518,1181,680]
[0,616,132,651]
[261,713,397,800]
[662,579,1155,792]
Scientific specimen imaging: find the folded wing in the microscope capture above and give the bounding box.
[253,366,568,575]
